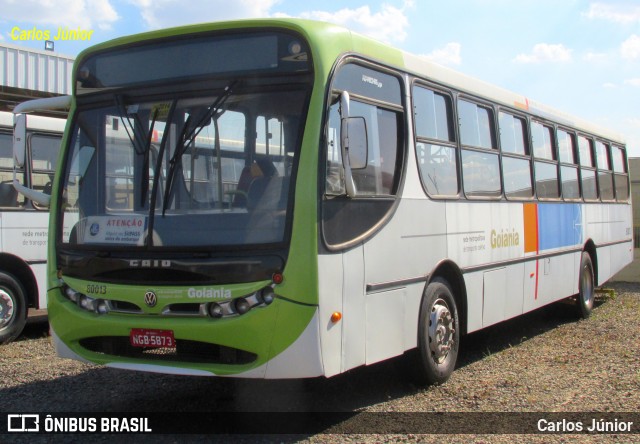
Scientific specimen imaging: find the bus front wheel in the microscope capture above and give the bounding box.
[408,277,459,386]
[0,272,28,345]
[576,252,595,319]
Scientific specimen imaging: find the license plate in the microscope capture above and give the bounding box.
[129,329,176,348]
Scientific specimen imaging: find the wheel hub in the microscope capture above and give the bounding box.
[582,265,594,309]
[0,289,15,329]
[429,298,454,363]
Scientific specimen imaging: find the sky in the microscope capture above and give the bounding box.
[2,0,640,156]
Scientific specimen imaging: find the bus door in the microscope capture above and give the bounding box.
[322,62,408,372]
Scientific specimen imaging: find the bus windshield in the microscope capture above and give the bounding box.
[60,85,308,249]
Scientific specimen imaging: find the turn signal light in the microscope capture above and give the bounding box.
[330,312,342,323]
[272,273,284,285]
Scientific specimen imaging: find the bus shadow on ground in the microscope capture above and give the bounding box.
[0,286,623,418]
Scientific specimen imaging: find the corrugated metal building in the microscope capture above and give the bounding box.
[0,42,74,112]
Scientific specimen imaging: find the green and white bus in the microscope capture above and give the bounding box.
[15,19,632,383]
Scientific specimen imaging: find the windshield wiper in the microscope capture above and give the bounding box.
[115,95,147,156]
[162,81,236,216]
[114,95,160,208]
[146,100,177,246]
[139,108,159,208]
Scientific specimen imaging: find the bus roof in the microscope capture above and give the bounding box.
[0,111,66,133]
[74,18,625,145]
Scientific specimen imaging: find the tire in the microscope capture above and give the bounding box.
[0,272,28,345]
[576,252,595,319]
[406,277,460,386]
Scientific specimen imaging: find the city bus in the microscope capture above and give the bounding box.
[14,19,632,384]
[0,110,64,344]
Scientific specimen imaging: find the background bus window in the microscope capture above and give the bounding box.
[502,157,533,198]
[413,86,457,197]
[0,132,24,208]
[532,122,555,160]
[458,99,500,198]
[558,129,580,200]
[31,134,61,209]
[532,122,559,199]
[535,161,560,199]
[458,99,495,149]
[498,112,527,155]
[612,145,629,202]
[499,112,532,199]
[578,136,598,200]
[578,135,595,167]
[596,141,614,201]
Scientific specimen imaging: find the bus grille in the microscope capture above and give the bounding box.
[79,337,257,365]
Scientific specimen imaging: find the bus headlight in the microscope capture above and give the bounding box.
[64,285,80,303]
[207,302,223,318]
[61,284,109,315]
[234,297,250,315]
[96,300,109,314]
[78,294,97,311]
[259,287,275,305]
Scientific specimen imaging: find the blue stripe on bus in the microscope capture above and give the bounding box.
[537,203,582,251]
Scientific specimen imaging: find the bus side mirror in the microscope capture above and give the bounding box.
[345,117,368,169]
[13,114,26,168]
[339,92,369,197]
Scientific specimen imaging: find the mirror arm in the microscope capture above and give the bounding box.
[339,92,357,198]
[13,176,50,207]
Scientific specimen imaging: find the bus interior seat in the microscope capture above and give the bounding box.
[247,176,288,212]
[232,166,253,207]
[0,181,18,207]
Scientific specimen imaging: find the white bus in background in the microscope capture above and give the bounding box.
[0,110,64,344]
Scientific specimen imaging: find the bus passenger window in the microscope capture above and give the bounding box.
[578,136,598,201]
[459,99,500,198]
[596,141,614,201]
[612,145,629,201]
[414,86,458,197]
[0,133,23,208]
[499,112,532,200]
[558,130,580,200]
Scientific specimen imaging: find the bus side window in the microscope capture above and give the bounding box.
[413,85,458,197]
[578,135,598,201]
[612,145,629,201]
[30,133,61,209]
[558,129,580,200]
[458,99,501,198]
[499,111,532,199]
[596,141,614,201]
[348,100,400,196]
[0,132,24,208]
[325,100,346,195]
[532,121,560,199]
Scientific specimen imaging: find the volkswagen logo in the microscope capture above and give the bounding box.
[144,291,157,307]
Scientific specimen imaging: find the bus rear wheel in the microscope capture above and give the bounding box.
[407,278,459,386]
[0,272,28,345]
[576,252,595,319]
